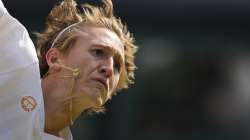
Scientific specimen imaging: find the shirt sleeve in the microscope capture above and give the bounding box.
[0,0,38,74]
[0,2,44,140]
[0,0,7,17]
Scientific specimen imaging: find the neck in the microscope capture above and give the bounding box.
[41,75,70,135]
[41,73,92,135]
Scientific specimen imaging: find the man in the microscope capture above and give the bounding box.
[0,0,137,139]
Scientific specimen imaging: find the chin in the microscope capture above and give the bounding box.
[85,93,103,108]
[95,97,104,106]
[78,85,107,108]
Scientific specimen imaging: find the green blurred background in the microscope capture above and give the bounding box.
[3,0,250,139]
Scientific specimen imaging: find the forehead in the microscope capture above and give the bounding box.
[78,26,124,58]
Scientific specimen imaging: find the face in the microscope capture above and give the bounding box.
[58,26,124,116]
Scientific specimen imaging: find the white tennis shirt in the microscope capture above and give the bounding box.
[0,1,72,140]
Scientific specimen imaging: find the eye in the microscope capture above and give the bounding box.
[91,48,105,58]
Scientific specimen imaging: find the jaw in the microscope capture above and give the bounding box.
[70,82,111,119]
[71,91,103,116]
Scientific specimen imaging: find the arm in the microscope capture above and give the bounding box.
[0,0,38,74]
[0,1,43,140]
[0,0,7,17]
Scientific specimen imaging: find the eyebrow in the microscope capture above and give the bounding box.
[92,44,125,66]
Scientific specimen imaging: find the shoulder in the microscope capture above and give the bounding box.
[0,12,38,74]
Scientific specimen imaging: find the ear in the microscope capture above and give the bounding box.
[46,48,62,71]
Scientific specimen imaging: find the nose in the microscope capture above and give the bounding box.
[99,57,114,78]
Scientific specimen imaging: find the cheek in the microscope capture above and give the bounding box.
[106,76,120,101]
[77,57,97,78]
[110,75,120,92]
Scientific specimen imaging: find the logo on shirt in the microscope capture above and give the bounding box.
[21,96,37,112]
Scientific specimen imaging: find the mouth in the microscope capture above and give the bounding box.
[92,77,108,91]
